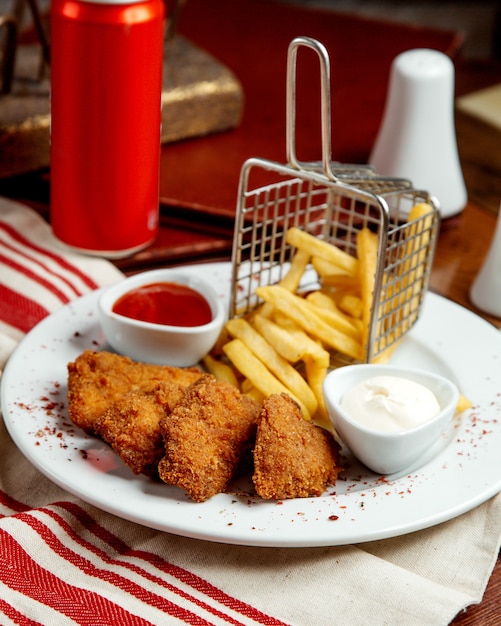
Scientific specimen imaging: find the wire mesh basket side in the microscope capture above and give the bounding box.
[230,157,440,363]
[371,191,440,361]
[229,157,385,318]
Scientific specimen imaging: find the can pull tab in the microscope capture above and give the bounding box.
[286,36,337,181]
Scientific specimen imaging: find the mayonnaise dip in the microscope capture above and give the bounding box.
[340,375,441,433]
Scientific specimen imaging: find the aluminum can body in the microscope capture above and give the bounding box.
[50,0,165,257]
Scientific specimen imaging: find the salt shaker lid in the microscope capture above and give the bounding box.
[394,48,454,80]
[369,47,467,219]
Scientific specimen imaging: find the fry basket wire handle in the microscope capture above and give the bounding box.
[230,35,440,365]
[286,36,338,181]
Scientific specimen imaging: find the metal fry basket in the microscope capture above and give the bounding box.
[230,37,440,363]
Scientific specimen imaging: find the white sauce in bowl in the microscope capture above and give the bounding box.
[340,375,441,433]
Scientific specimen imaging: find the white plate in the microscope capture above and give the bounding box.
[2,262,501,547]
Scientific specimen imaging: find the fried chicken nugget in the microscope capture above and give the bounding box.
[67,350,202,433]
[94,382,187,477]
[253,393,341,500]
[158,374,261,502]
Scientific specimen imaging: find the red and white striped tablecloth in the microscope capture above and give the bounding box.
[1,198,500,626]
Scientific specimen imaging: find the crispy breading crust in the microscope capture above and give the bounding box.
[158,374,261,502]
[67,352,342,503]
[67,350,202,433]
[253,393,341,500]
[94,382,187,477]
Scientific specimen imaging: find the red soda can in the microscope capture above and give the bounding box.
[50,0,165,257]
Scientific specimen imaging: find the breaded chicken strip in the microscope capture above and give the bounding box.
[158,374,261,502]
[253,393,341,500]
[67,350,202,433]
[94,381,187,477]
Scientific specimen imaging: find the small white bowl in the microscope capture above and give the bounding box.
[98,268,226,367]
[323,364,459,475]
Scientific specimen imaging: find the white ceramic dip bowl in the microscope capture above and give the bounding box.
[323,364,459,475]
[98,268,225,367]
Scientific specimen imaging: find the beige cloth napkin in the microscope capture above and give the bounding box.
[1,198,500,625]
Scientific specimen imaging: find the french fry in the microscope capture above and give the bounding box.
[240,378,266,403]
[338,293,363,319]
[304,292,361,340]
[279,248,310,292]
[305,290,340,313]
[258,247,311,319]
[202,354,240,388]
[225,317,318,417]
[404,202,435,272]
[252,313,305,362]
[303,352,331,427]
[286,227,358,276]
[400,202,435,328]
[356,227,379,358]
[321,273,360,291]
[254,313,330,365]
[262,318,332,428]
[311,255,350,278]
[209,326,233,358]
[270,310,301,331]
[256,285,363,361]
[222,338,311,419]
[246,313,332,427]
[456,393,473,414]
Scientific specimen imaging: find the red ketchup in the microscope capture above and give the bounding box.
[112,282,213,327]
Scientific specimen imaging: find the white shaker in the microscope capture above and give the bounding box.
[369,48,467,218]
[470,202,501,317]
